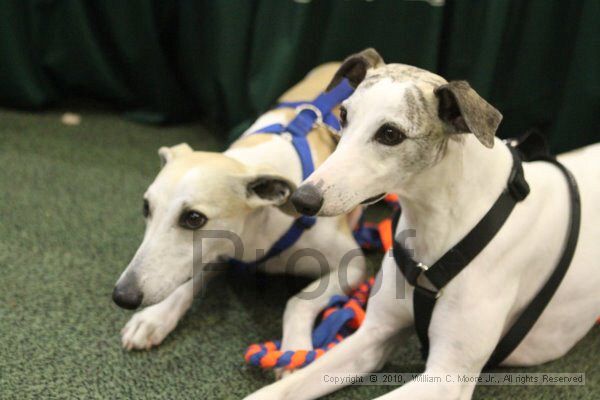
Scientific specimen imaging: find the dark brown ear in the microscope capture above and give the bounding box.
[245,175,296,208]
[326,48,385,91]
[434,81,502,148]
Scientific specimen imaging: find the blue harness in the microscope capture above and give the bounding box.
[229,78,355,269]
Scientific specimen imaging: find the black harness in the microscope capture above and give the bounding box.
[391,133,581,368]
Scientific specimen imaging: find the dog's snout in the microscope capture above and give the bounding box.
[291,184,324,216]
[112,283,143,310]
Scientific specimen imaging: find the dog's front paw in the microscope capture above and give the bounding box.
[120,303,177,350]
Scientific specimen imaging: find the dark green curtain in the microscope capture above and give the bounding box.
[0,0,598,151]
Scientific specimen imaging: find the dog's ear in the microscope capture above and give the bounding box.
[245,174,297,209]
[434,81,502,148]
[158,143,193,166]
[326,48,385,91]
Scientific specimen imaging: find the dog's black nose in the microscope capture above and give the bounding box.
[291,184,324,216]
[112,284,143,310]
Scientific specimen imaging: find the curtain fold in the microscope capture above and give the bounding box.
[0,0,597,151]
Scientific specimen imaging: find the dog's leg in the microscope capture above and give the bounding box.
[371,275,518,400]
[276,262,365,379]
[121,269,220,350]
[245,258,413,400]
[280,237,366,353]
[275,236,366,381]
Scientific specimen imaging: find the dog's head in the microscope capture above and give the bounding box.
[112,143,295,309]
[291,48,502,216]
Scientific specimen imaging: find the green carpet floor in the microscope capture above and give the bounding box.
[0,108,597,399]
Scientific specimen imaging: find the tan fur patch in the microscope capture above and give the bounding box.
[278,63,342,103]
[232,63,343,152]
[306,125,337,167]
[231,112,339,166]
[229,132,277,149]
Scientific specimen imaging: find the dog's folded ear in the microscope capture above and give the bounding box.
[434,81,502,148]
[326,48,385,91]
[158,143,193,166]
[245,174,297,210]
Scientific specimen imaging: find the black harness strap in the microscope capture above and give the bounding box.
[485,144,581,367]
[391,135,581,367]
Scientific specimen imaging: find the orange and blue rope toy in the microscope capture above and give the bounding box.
[244,194,399,371]
[244,277,375,370]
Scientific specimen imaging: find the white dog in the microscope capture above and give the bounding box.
[113,63,366,353]
[244,49,600,400]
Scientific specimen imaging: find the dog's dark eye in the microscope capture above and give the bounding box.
[339,106,347,128]
[143,199,150,218]
[179,210,207,230]
[374,124,406,146]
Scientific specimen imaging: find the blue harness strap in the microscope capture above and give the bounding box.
[253,78,354,179]
[229,78,354,269]
[229,215,317,269]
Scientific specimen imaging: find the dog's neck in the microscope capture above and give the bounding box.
[395,135,513,265]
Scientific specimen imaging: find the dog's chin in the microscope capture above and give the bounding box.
[318,200,358,217]
[320,192,386,216]
[360,193,387,205]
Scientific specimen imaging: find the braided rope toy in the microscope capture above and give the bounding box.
[353,194,400,253]
[244,194,400,371]
[244,277,375,370]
